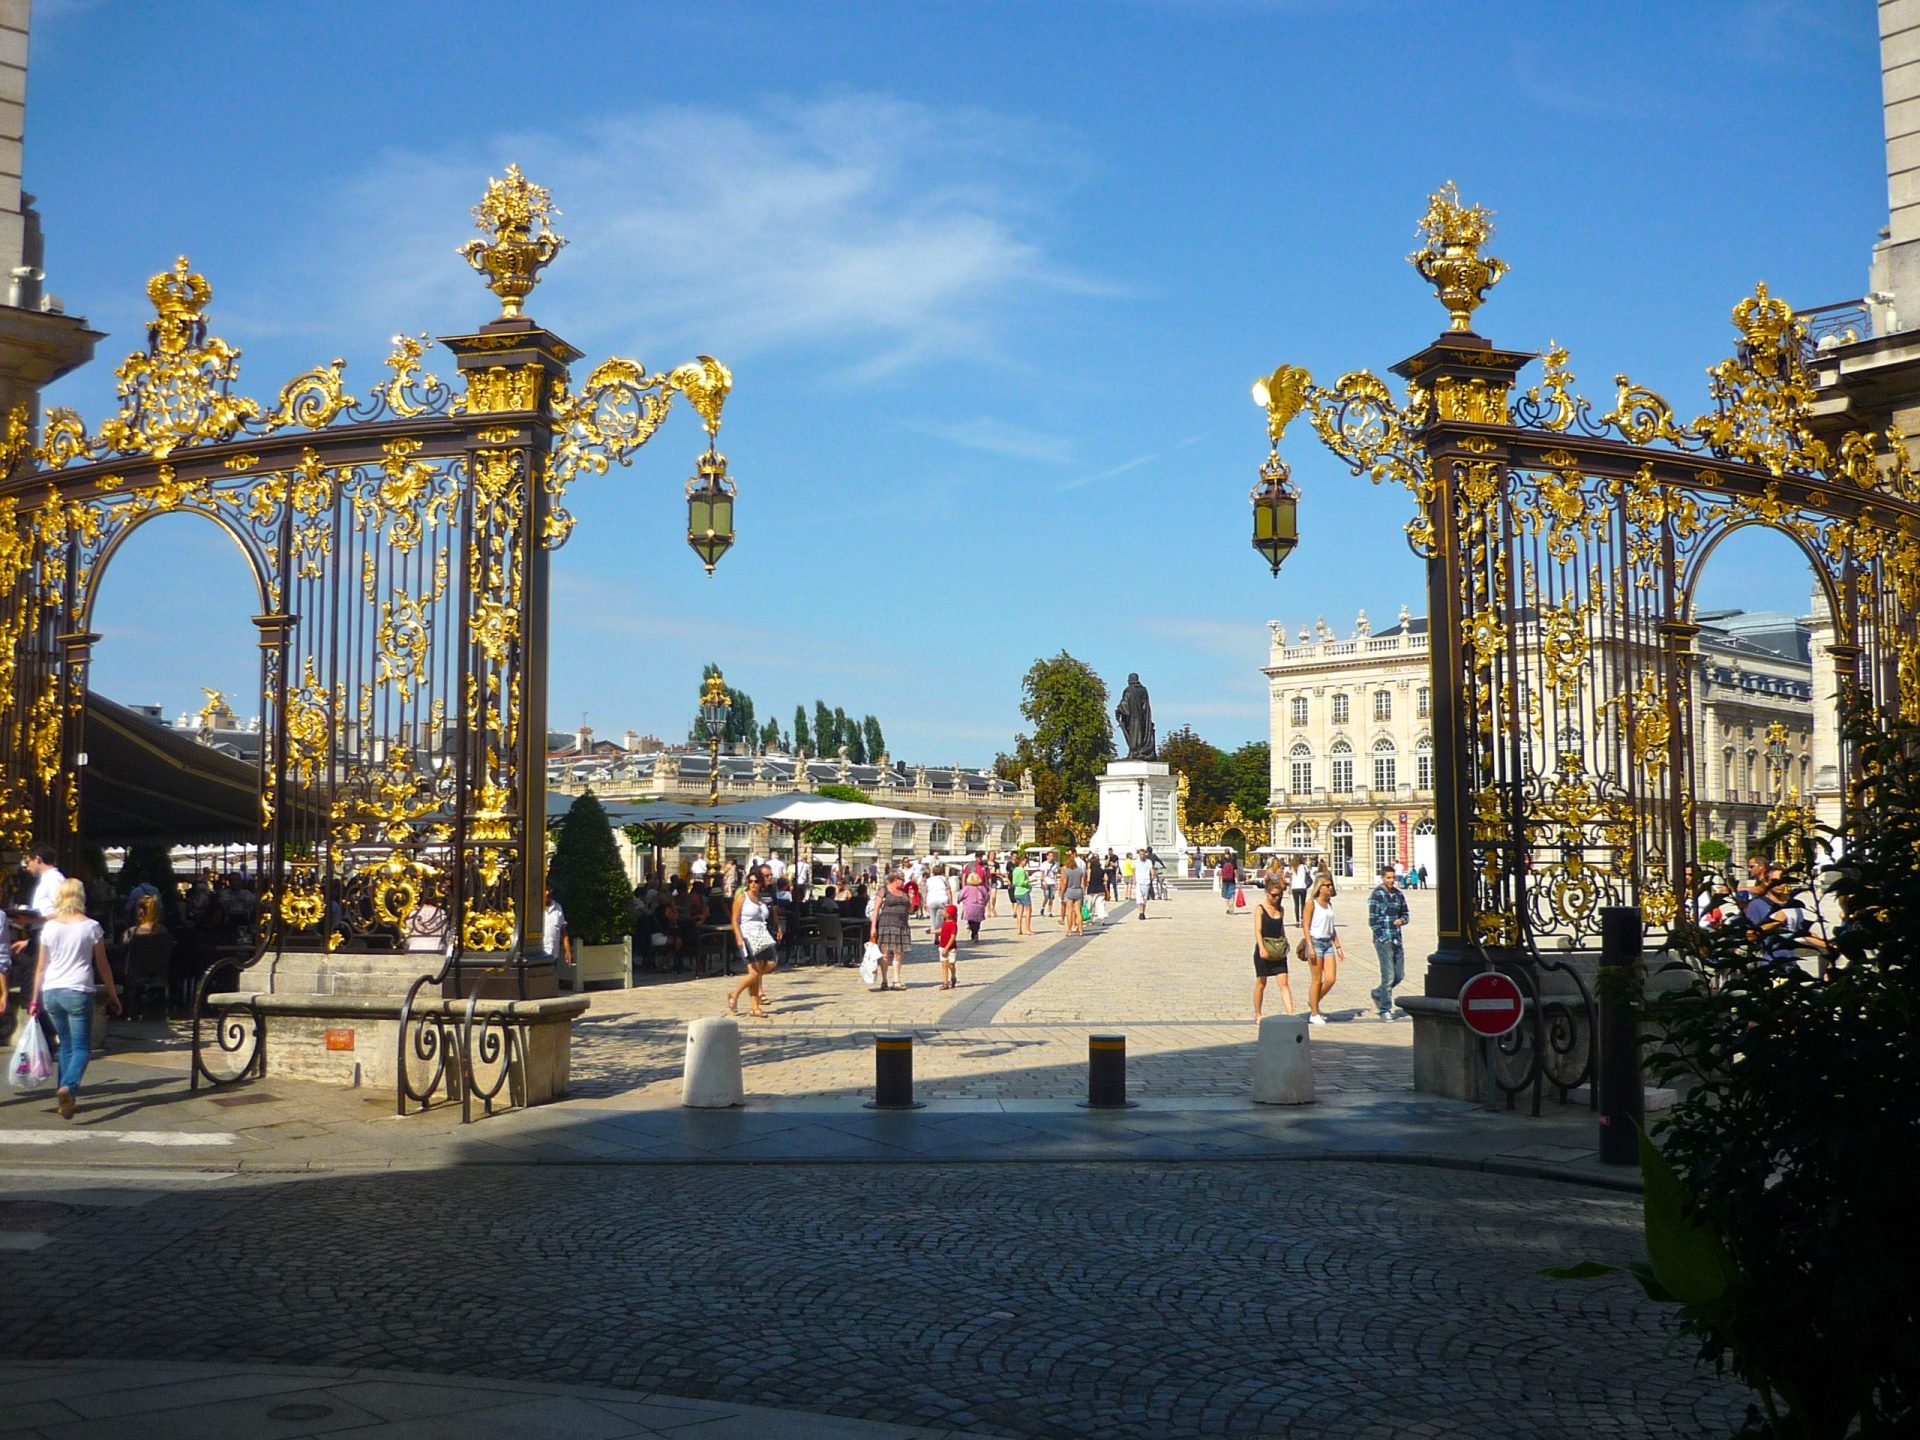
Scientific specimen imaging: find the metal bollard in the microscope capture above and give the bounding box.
[1081,1034,1136,1109]
[867,1033,923,1110]
[1597,906,1645,1166]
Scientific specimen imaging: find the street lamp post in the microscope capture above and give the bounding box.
[701,670,733,873]
[1249,365,1308,576]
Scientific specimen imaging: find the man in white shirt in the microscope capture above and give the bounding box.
[11,846,66,966]
[541,890,570,969]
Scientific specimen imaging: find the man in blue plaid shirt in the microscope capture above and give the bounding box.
[1367,865,1410,1021]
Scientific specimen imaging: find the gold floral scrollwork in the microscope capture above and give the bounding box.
[369,853,433,928]
[382,334,440,418]
[464,364,546,416]
[463,905,517,952]
[1517,343,1578,430]
[93,258,264,460]
[284,657,331,787]
[665,355,733,438]
[1409,181,1509,333]
[356,438,446,554]
[1624,675,1670,775]
[1538,599,1589,701]
[375,590,433,701]
[263,360,355,432]
[279,870,326,931]
[1604,378,1691,447]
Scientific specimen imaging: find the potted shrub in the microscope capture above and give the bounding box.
[548,791,633,989]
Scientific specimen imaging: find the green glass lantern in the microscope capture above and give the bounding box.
[686,449,736,575]
[1250,451,1299,577]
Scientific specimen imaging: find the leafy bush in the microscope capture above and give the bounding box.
[547,791,632,947]
[1631,700,1918,1437]
[803,783,875,852]
[1697,837,1730,866]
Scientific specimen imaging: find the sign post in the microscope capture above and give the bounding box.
[1459,969,1524,1111]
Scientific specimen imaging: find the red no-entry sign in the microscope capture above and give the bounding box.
[1458,971,1525,1038]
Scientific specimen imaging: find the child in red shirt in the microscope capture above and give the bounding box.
[937,904,959,990]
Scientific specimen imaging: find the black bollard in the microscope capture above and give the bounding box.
[1597,906,1645,1166]
[867,1033,923,1110]
[1081,1034,1137,1109]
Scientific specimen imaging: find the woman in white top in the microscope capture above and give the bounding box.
[726,867,780,1019]
[29,878,121,1118]
[1303,875,1343,1026]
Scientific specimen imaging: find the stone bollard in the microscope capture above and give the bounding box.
[683,1015,744,1108]
[1252,1015,1315,1105]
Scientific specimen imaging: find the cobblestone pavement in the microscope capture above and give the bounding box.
[568,883,1432,1104]
[0,1160,1744,1438]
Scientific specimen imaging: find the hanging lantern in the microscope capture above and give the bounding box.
[1250,450,1299,577]
[686,449,736,575]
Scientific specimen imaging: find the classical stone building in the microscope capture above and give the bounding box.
[1265,605,1819,880]
[547,733,1034,872]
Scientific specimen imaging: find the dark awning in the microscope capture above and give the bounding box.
[81,692,265,845]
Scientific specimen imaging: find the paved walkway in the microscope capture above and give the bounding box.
[0,1159,1744,1438]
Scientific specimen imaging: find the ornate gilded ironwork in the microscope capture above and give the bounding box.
[1253,184,1920,1111]
[0,168,736,1115]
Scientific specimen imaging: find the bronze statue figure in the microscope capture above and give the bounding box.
[1116,673,1155,761]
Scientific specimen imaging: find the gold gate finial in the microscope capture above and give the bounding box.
[1409,181,1508,333]
[460,165,566,321]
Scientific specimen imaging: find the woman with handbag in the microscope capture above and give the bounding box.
[1304,874,1343,1026]
[870,872,914,990]
[1253,878,1295,1022]
[726,867,781,1018]
[28,878,122,1118]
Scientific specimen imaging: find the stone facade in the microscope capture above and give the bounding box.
[549,741,1035,873]
[1265,605,1819,881]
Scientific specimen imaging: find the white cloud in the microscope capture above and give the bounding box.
[912,417,1077,466]
[280,95,1102,381]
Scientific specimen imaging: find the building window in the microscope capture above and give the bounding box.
[1372,738,1396,791]
[929,822,950,846]
[1289,742,1312,794]
[1332,694,1350,725]
[1373,690,1392,722]
[1330,820,1354,877]
[1330,739,1354,794]
[1289,696,1308,726]
[1416,737,1433,791]
[1287,820,1314,852]
[1372,820,1398,875]
[1417,686,1431,719]
[892,820,915,842]
[1414,817,1435,836]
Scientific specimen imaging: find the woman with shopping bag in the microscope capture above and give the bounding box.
[27,878,121,1118]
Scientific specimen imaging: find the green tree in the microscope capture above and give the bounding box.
[803,782,876,855]
[547,791,632,947]
[863,714,886,763]
[833,706,856,760]
[759,717,780,752]
[1160,725,1231,825]
[1225,741,1273,824]
[813,700,835,754]
[1697,837,1730,868]
[1011,653,1112,842]
[794,705,811,753]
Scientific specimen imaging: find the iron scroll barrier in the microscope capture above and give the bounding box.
[1255,184,1920,1095]
[0,168,735,1115]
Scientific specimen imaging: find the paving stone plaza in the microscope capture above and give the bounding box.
[1,891,1751,1437]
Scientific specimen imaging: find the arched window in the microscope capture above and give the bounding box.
[1289,696,1308,726]
[963,821,986,847]
[1330,820,1354,876]
[1287,820,1314,851]
[892,820,915,842]
[1289,741,1312,794]
[1372,819,1398,874]
[1332,693,1350,725]
[1414,817,1435,836]
[1330,739,1354,794]
[1416,736,1434,791]
[1372,737,1396,791]
[929,822,950,847]
[1001,821,1020,845]
[1373,690,1392,722]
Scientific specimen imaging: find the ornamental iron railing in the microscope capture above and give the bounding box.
[0,167,733,1109]
[1264,185,1920,1108]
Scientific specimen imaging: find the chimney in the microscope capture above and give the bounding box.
[623,729,641,751]
[575,723,592,753]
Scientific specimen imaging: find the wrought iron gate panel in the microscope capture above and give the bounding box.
[1266,183,1920,974]
[0,168,733,1046]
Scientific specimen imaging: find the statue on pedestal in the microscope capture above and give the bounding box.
[1116,673,1156,761]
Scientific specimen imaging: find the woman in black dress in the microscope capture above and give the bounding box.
[1253,878,1294,1022]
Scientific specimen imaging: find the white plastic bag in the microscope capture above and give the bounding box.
[9,1018,54,1093]
[859,942,882,987]
[1093,895,1110,923]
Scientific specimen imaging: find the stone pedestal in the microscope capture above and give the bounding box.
[1088,761,1188,872]
[1252,1015,1314,1104]
[684,1015,744,1108]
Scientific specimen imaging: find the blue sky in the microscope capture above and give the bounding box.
[25,0,1884,761]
